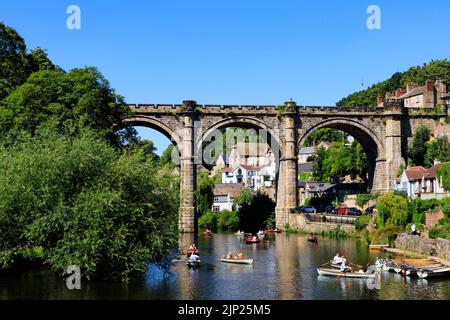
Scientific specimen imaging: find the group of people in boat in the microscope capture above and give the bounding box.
[225,250,245,260]
[332,252,353,272]
[187,243,200,263]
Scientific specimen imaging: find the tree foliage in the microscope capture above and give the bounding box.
[0,130,179,280]
[196,172,215,217]
[237,192,275,233]
[304,128,345,147]
[376,193,408,229]
[409,125,431,167]
[311,141,367,183]
[437,164,450,191]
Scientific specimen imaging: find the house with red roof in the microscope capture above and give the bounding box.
[394,162,450,199]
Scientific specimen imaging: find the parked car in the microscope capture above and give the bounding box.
[336,207,347,215]
[346,207,363,216]
[299,205,316,214]
[324,205,336,214]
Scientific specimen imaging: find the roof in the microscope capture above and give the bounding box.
[426,162,450,179]
[213,183,246,198]
[404,166,427,181]
[222,168,233,172]
[299,147,316,155]
[298,181,336,192]
[238,165,261,171]
[298,162,313,173]
[397,87,425,100]
[404,163,450,181]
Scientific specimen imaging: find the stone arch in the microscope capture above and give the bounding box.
[298,118,385,192]
[197,116,283,169]
[123,116,183,152]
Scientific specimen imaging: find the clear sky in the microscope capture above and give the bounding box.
[1,0,449,154]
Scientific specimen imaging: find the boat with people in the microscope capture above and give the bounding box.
[203,229,213,236]
[234,230,245,236]
[307,236,318,243]
[221,258,254,265]
[245,238,262,244]
[317,267,377,279]
[186,259,201,268]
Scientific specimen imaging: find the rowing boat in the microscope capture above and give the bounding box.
[417,267,450,279]
[307,236,318,242]
[186,260,201,267]
[221,258,253,265]
[245,238,261,244]
[317,268,377,279]
[369,244,389,251]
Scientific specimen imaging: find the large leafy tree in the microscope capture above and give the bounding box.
[0,67,135,146]
[376,193,409,229]
[0,129,179,280]
[437,164,450,191]
[409,125,431,167]
[0,22,57,101]
[425,137,450,168]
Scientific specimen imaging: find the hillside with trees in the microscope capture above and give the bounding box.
[337,60,450,107]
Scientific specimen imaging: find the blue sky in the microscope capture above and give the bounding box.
[1,0,449,154]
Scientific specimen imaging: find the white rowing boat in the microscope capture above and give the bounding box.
[317,268,377,279]
[221,258,253,265]
[417,267,450,279]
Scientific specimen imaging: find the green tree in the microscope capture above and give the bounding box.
[0,23,57,100]
[233,188,254,211]
[196,172,215,217]
[1,68,135,146]
[437,164,450,190]
[376,193,408,229]
[237,192,275,233]
[409,125,431,166]
[304,128,345,147]
[0,129,179,280]
[425,137,450,168]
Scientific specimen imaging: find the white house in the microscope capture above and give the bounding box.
[212,183,245,212]
[222,165,265,191]
[394,163,450,199]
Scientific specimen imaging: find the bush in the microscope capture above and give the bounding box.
[217,210,240,230]
[198,211,218,230]
[376,193,408,229]
[356,194,378,208]
[0,130,180,280]
[354,215,371,231]
[265,212,276,229]
[429,224,450,240]
[405,223,425,233]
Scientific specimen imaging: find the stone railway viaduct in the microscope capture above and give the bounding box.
[124,100,447,232]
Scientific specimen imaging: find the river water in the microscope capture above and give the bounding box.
[1,233,450,300]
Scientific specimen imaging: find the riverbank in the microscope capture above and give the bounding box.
[380,233,450,266]
[284,221,359,238]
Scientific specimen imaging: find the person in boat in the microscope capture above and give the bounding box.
[332,252,343,265]
[235,251,244,260]
[189,252,200,263]
[340,256,352,273]
[252,235,258,241]
[225,250,233,259]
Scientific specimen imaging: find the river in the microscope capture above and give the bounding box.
[1,233,450,300]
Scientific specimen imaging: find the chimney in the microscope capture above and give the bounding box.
[407,83,418,92]
[396,88,407,98]
[377,94,384,106]
[425,80,434,92]
[385,91,393,99]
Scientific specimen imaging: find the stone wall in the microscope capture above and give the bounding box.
[288,214,356,235]
[395,233,450,260]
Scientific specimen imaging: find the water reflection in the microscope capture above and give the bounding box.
[1,232,450,300]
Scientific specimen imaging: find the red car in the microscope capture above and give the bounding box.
[336,207,347,215]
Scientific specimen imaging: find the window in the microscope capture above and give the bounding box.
[213,206,220,212]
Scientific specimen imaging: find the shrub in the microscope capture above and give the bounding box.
[354,215,371,231]
[265,212,276,229]
[356,194,378,208]
[405,223,425,233]
[198,211,218,230]
[376,193,408,229]
[429,224,450,240]
[217,210,240,230]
